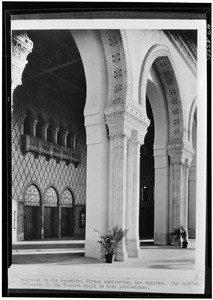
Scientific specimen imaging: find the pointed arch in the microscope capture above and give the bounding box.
[139,44,186,145]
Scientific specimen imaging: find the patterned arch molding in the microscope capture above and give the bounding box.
[99,29,132,106]
[61,189,74,208]
[139,44,187,145]
[44,186,58,207]
[101,29,150,142]
[24,184,41,206]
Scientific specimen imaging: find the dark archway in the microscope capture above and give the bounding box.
[139,97,155,240]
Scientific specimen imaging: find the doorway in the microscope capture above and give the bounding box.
[61,208,74,237]
[24,206,41,240]
[44,207,58,238]
[139,97,154,240]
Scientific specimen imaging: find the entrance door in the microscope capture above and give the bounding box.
[61,208,74,237]
[24,206,41,240]
[139,187,154,239]
[44,207,58,238]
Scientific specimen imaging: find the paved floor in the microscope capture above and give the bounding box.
[10,240,195,270]
[8,240,202,294]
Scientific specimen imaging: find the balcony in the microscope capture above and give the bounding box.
[21,135,80,167]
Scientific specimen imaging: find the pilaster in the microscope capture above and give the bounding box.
[168,141,194,244]
[105,101,149,260]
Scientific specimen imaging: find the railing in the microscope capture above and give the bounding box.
[21,135,80,167]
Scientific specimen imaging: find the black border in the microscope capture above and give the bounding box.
[2,1,212,298]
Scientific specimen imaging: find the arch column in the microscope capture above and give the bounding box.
[105,101,149,260]
[168,142,194,244]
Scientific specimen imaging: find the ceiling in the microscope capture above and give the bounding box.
[22,30,86,113]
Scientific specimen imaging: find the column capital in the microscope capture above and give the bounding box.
[168,141,194,166]
[104,100,150,143]
[11,32,33,93]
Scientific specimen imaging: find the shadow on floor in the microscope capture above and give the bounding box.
[12,253,104,265]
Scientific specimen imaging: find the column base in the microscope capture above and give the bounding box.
[85,240,105,259]
[154,232,169,245]
[114,250,128,261]
[127,239,141,258]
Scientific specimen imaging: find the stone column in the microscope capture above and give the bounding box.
[126,131,141,257]
[105,102,149,261]
[29,118,38,137]
[11,32,33,104]
[109,134,128,261]
[41,122,49,141]
[153,146,169,245]
[52,127,59,144]
[168,143,194,244]
[61,130,68,147]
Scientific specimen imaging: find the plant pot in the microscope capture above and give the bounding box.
[105,253,114,263]
[182,241,188,248]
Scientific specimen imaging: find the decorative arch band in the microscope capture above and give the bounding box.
[139,44,186,144]
[99,29,132,106]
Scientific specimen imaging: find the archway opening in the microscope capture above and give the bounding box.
[188,109,197,238]
[12,30,87,241]
[24,184,41,240]
[139,97,154,240]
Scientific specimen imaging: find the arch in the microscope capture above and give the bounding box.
[23,183,41,240]
[61,188,74,208]
[23,106,38,135]
[99,29,132,106]
[44,186,59,207]
[24,183,41,206]
[139,44,186,145]
[36,111,49,139]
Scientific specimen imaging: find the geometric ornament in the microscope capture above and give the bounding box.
[61,189,73,208]
[44,186,58,207]
[24,184,41,206]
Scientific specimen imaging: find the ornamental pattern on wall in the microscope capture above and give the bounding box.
[12,83,86,205]
[44,187,58,207]
[61,189,73,207]
[24,184,41,206]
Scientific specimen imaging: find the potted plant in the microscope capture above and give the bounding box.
[171,225,188,248]
[94,225,128,263]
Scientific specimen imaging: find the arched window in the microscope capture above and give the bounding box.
[36,112,48,140]
[24,184,41,206]
[57,122,68,147]
[23,108,37,136]
[67,123,78,150]
[44,186,58,207]
[61,189,74,208]
[47,117,58,144]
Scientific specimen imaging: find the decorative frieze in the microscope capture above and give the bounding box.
[11,32,33,93]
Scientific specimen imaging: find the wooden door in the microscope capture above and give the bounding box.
[61,208,74,237]
[24,206,40,240]
[44,207,58,238]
